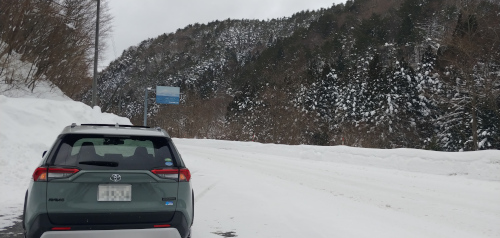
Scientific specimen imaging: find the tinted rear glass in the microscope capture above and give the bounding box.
[51,134,176,170]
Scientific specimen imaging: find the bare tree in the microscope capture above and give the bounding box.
[0,0,112,96]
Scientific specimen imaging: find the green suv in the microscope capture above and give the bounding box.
[23,124,194,238]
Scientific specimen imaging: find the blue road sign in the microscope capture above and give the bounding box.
[156,86,180,104]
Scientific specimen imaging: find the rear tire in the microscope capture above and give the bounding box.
[22,190,27,230]
[191,191,194,226]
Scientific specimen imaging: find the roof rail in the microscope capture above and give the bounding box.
[80,124,150,128]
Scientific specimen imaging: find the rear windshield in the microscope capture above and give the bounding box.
[50,134,177,170]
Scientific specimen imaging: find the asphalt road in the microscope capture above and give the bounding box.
[0,217,23,238]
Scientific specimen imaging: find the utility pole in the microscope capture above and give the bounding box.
[92,0,100,107]
[144,87,148,127]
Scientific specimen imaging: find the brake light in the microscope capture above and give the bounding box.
[151,168,191,182]
[33,167,48,181]
[51,227,71,231]
[32,167,79,181]
[154,224,171,228]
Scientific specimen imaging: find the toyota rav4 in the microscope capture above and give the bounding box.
[23,123,193,238]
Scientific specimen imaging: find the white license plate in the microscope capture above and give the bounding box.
[98,184,132,201]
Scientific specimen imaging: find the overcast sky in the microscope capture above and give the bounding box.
[103,0,346,68]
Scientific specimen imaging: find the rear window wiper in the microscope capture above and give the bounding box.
[79,161,119,167]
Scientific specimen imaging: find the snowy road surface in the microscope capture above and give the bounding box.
[178,139,500,238]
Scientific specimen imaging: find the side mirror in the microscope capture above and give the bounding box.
[42,151,47,158]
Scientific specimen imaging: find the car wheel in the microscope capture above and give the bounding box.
[191,191,194,226]
[22,190,27,230]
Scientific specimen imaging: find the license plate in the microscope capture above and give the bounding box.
[98,184,132,201]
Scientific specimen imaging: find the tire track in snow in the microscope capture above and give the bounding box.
[194,180,220,203]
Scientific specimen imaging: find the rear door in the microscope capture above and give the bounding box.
[46,134,180,225]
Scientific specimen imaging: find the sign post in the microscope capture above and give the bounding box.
[144,87,149,126]
[143,86,180,127]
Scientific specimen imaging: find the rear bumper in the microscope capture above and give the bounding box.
[26,212,190,238]
[40,228,181,238]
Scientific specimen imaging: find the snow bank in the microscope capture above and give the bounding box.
[0,83,130,228]
[0,80,70,101]
[175,139,500,181]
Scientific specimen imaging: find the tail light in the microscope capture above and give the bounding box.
[151,169,179,180]
[32,167,80,181]
[51,227,71,231]
[32,167,48,181]
[151,168,191,182]
[179,168,191,182]
[154,224,171,228]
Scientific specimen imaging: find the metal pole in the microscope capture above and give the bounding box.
[144,87,148,127]
[92,0,100,108]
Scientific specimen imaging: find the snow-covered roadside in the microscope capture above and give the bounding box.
[175,139,500,181]
[0,83,130,228]
[0,80,70,101]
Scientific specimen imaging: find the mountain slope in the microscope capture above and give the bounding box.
[88,13,322,118]
[90,0,500,151]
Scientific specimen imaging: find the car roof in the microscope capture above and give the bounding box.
[60,123,170,138]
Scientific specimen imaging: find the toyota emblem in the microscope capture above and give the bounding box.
[110,174,121,182]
